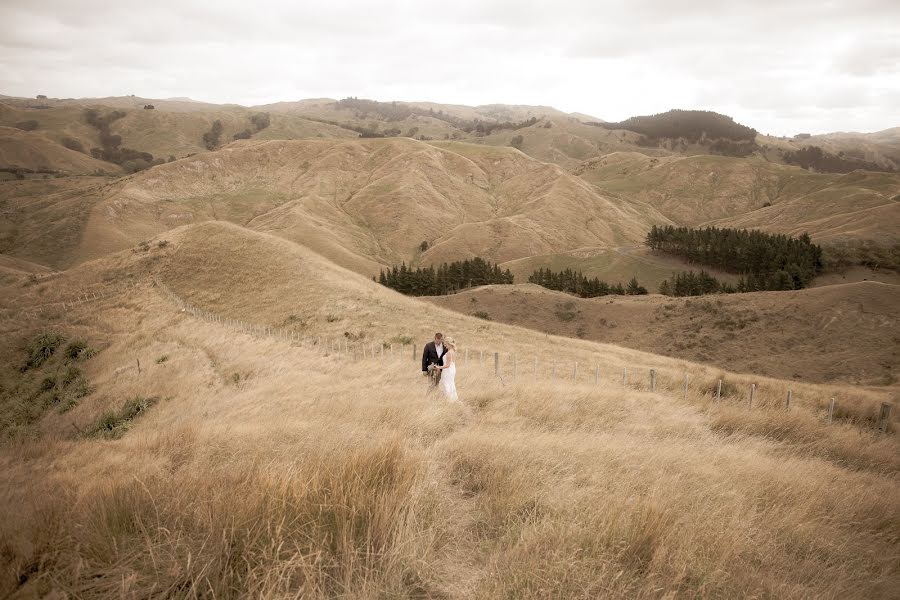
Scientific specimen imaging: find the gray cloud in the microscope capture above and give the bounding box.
[0,0,898,135]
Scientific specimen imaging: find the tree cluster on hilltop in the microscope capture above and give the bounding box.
[590,109,758,142]
[378,257,513,296]
[781,145,890,173]
[83,108,160,172]
[647,225,823,290]
[528,268,647,297]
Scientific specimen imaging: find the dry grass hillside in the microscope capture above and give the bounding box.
[0,127,121,175]
[710,170,900,244]
[0,176,114,269]
[0,138,666,273]
[476,119,665,168]
[0,221,897,598]
[577,152,900,244]
[425,282,899,386]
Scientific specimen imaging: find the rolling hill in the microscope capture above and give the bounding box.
[0,137,668,272]
[1,219,897,598]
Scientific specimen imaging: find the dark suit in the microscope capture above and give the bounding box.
[422,341,448,385]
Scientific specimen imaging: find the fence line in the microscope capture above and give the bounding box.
[63,277,886,434]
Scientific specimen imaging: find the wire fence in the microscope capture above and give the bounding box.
[153,278,894,433]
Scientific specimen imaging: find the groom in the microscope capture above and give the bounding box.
[421,332,448,387]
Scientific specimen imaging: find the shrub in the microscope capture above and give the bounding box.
[232,130,252,140]
[89,396,159,439]
[64,340,88,361]
[15,120,39,131]
[61,137,85,153]
[510,135,524,149]
[472,311,492,320]
[155,355,169,364]
[61,366,82,387]
[22,332,66,371]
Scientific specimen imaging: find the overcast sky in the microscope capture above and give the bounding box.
[1,0,898,135]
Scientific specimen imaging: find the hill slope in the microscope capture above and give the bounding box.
[0,127,122,175]
[425,282,899,386]
[0,138,667,272]
[1,220,897,598]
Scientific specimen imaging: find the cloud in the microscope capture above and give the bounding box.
[0,0,897,135]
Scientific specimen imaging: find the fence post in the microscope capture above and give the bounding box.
[683,373,689,398]
[136,358,141,374]
[494,352,499,376]
[480,351,484,368]
[623,367,628,387]
[595,364,600,385]
[412,344,417,361]
[465,348,469,365]
[828,398,835,423]
[879,403,893,432]
[716,379,722,401]
[749,383,756,409]
[786,389,792,409]
[551,363,556,381]
[573,362,578,382]
[390,343,394,358]
[534,357,538,378]
[513,355,517,380]
[650,369,656,392]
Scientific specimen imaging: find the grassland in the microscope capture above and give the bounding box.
[0,222,897,598]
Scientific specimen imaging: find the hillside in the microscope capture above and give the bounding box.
[0,126,122,175]
[1,221,897,598]
[424,281,899,386]
[710,170,900,244]
[577,152,900,244]
[0,138,666,272]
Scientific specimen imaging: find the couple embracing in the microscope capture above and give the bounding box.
[421,332,459,402]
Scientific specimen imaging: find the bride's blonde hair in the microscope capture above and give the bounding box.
[444,336,457,350]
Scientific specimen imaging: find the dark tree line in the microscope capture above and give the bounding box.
[378,258,513,296]
[83,108,160,172]
[781,145,890,173]
[589,109,758,142]
[203,120,223,149]
[233,112,272,140]
[528,268,647,297]
[647,225,823,290]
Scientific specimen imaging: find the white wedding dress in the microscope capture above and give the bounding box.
[440,351,459,402]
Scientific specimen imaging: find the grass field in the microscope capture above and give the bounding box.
[1,222,897,598]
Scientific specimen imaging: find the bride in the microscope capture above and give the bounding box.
[434,336,459,402]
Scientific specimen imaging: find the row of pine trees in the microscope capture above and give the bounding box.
[527,268,648,297]
[377,258,513,296]
[646,225,823,290]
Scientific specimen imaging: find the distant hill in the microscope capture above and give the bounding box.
[588,109,759,157]
[576,152,900,244]
[0,138,665,272]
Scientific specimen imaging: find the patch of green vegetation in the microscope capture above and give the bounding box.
[89,396,160,440]
[388,334,414,345]
[1,332,96,439]
[472,311,492,320]
[22,331,66,371]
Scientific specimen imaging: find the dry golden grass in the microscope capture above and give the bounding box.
[1,222,898,598]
